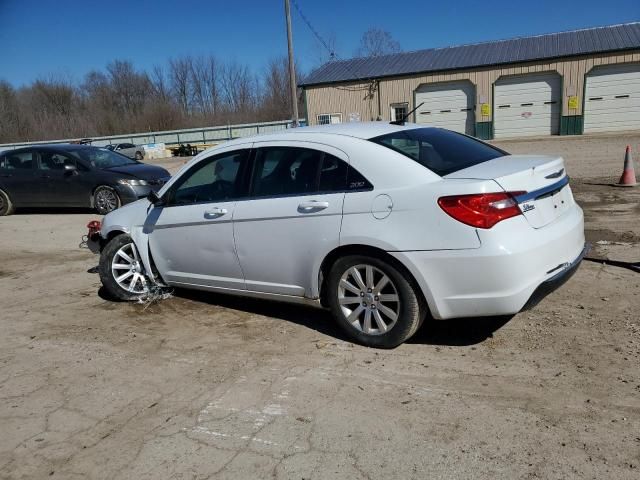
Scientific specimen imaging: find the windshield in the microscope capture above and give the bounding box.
[71,147,137,168]
[370,128,507,177]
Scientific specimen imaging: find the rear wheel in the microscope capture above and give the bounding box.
[99,234,150,301]
[327,255,425,348]
[0,189,14,216]
[94,186,120,215]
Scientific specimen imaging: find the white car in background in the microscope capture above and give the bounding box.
[105,143,145,160]
[92,122,586,348]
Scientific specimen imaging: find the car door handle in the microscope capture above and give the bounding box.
[0,173,11,178]
[298,200,329,212]
[204,207,228,218]
[40,174,51,179]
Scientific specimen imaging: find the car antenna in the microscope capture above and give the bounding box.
[390,102,424,126]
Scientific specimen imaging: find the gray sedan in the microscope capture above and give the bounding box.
[105,143,146,160]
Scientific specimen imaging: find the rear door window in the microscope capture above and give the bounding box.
[251,147,322,197]
[318,154,347,192]
[318,154,373,192]
[0,151,34,170]
[370,128,506,176]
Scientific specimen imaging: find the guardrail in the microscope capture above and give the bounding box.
[0,119,307,151]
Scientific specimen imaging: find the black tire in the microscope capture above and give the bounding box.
[327,255,425,348]
[99,234,148,301]
[93,186,121,215]
[0,189,15,216]
[135,151,143,161]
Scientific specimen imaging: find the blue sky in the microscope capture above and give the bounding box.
[1,0,638,86]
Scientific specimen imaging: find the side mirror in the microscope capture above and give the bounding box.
[64,164,78,175]
[147,190,165,207]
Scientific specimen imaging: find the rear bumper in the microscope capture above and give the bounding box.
[390,204,585,319]
[522,242,588,310]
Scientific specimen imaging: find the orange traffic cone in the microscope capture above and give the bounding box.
[616,146,637,187]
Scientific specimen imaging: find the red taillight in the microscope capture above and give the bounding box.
[438,192,525,229]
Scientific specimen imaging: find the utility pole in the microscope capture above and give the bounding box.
[284,0,299,127]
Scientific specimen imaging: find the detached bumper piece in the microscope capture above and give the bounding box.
[523,243,590,310]
[80,220,103,254]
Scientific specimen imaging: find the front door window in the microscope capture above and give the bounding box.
[169,150,247,206]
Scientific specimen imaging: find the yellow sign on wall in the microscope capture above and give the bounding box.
[480,103,491,116]
[568,96,579,110]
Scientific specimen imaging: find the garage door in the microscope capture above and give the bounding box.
[414,82,474,134]
[494,73,561,138]
[584,63,640,134]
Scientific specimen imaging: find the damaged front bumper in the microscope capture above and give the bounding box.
[81,220,103,254]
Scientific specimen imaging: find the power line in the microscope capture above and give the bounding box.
[291,0,379,104]
[291,0,336,61]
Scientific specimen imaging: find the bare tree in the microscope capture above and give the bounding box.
[355,28,402,57]
[0,81,26,142]
[261,56,305,121]
[17,76,83,140]
[150,65,170,101]
[220,61,256,119]
[168,57,193,114]
[0,54,308,143]
[191,55,221,118]
[106,60,152,117]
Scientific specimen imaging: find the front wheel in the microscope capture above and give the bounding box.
[327,255,425,348]
[99,234,150,301]
[94,186,120,215]
[135,151,143,160]
[0,189,15,216]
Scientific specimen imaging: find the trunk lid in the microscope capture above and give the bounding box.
[445,155,573,228]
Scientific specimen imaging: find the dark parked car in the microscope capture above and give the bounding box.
[0,144,170,215]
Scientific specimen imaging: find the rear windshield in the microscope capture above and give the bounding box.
[370,128,507,177]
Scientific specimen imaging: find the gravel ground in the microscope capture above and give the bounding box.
[0,135,639,479]
[491,130,640,179]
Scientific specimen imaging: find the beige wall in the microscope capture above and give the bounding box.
[304,51,640,125]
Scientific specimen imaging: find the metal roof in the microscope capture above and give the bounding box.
[300,22,640,87]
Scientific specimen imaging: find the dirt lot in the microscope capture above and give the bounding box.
[1,135,639,479]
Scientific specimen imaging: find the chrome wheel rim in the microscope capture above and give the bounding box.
[338,264,400,335]
[96,189,117,213]
[111,243,149,294]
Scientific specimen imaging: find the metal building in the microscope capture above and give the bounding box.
[300,23,640,139]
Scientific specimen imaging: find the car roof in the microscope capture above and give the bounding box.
[4,144,101,154]
[218,122,428,148]
[295,121,423,139]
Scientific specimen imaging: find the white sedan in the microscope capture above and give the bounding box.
[92,122,586,348]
